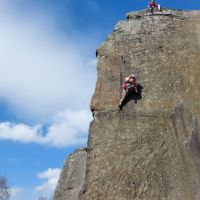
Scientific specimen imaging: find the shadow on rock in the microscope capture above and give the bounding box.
[121,84,143,109]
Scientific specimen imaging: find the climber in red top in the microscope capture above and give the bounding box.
[118,74,137,110]
[148,0,161,15]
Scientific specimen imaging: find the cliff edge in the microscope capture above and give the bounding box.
[55,9,200,200]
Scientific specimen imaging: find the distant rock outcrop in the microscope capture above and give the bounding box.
[55,9,200,200]
[54,148,87,200]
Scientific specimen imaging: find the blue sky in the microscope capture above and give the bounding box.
[0,0,200,199]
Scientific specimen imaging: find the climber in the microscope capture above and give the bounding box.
[118,74,137,110]
[148,0,161,15]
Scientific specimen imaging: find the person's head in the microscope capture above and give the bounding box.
[129,74,136,84]
[130,74,136,79]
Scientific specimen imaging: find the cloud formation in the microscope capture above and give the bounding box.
[36,168,61,198]
[0,0,98,147]
[0,1,99,200]
[0,0,97,121]
[0,109,91,147]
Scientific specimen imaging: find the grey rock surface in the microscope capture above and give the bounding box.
[83,9,200,200]
[54,148,87,200]
[80,106,200,200]
[56,8,200,200]
[91,9,200,116]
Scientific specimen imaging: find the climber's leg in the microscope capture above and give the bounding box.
[150,7,154,15]
[119,89,127,110]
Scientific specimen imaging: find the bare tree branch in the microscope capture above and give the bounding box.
[0,176,10,200]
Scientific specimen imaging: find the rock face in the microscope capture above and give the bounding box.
[54,148,87,200]
[55,9,200,200]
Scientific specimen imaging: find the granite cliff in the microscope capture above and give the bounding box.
[54,9,200,200]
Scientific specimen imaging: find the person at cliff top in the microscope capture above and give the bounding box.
[148,0,160,15]
[118,74,137,110]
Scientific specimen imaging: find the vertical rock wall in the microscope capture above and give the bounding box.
[82,9,200,200]
[81,106,200,200]
[55,9,200,200]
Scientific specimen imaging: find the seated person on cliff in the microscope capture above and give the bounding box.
[148,0,161,15]
[118,74,137,110]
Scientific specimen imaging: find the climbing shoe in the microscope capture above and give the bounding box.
[118,104,122,111]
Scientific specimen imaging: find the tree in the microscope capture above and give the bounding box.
[0,176,10,200]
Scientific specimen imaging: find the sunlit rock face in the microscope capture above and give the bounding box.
[55,9,200,200]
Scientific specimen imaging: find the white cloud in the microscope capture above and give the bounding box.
[0,122,42,143]
[37,168,61,180]
[0,109,91,147]
[9,171,61,200]
[9,168,61,200]
[36,168,61,197]
[10,187,24,200]
[0,0,97,121]
[44,109,91,147]
[0,1,98,200]
[0,1,98,147]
